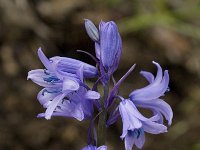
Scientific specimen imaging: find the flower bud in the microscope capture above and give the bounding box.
[84,19,99,42]
[99,21,122,73]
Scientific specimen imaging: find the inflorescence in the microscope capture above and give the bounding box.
[28,19,173,150]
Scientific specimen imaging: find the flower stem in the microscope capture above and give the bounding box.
[97,108,107,146]
[97,82,109,146]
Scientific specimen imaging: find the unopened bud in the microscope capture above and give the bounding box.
[84,19,99,42]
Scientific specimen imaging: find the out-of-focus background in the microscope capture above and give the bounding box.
[0,0,200,150]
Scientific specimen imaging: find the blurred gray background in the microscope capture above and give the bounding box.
[0,0,200,150]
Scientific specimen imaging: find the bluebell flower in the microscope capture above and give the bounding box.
[106,62,172,149]
[85,20,122,75]
[53,56,98,79]
[119,99,168,150]
[129,61,173,125]
[37,86,100,120]
[98,21,122,74]
[82,145,107,150]
[28,48,100,120]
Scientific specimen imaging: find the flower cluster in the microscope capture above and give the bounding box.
[28,19,173,150]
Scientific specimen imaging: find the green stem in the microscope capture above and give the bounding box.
[97,82,109,146]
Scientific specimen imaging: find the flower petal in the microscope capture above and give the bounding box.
[28,69,62,87]
[125,100,151,122]
[37,88,60,107]
[110,33,122,73]
[85,90,100,99]
[134,99,173,125]
[119,100,142,138]
[55,57,98,78]
[129,69,169,101]
[140,71,154,83]
[62,78,79,92]
[38,48,53,72]
[82,145,96,150]
[76,64,84,82]
[97,145,107,150]
[44,93,65,120]
[95,42,100,59]
[153,61,163,84]
[149,114,160,122]
[135,132,145,149]
[153,110,164,124]
[142,121,167,134]
[125,134,135,150]
[54,101,84,121]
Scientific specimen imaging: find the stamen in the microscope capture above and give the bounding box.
[44,69,50,75]
[43,76,60,83]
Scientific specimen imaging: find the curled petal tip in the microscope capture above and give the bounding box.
[27,71,33,80]
[37,47,44,57]
[152,60,157,64]
[37,47,43,55]
[84,18,88,21]
[27,73,30,80]
[37,114,42,118]
[45,116,51,120]
[152,61,161,68]
[38,47,42,51]
[84,19,92,23]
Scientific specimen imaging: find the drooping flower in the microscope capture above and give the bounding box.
[82,145,107,150]
[119,99,167,150]
[129,61,173,125]
[28,48,100,120]
[53,56,98,79]
[37,86,100,120]
[113,62,173,149]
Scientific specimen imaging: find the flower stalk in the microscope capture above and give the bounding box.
[97,81,109,146]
